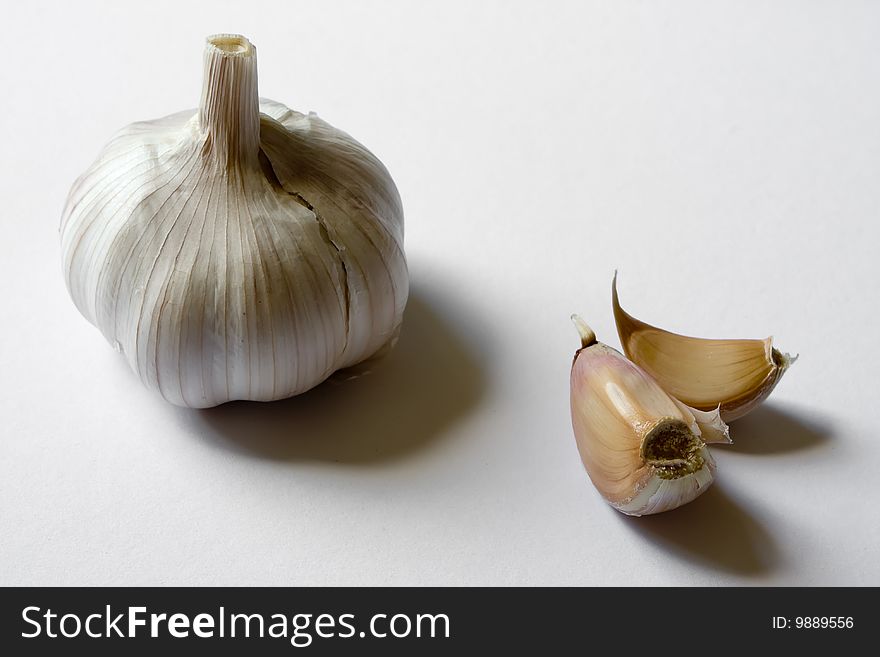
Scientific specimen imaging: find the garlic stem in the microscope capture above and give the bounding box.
[570,314,597,349]
[198,34,260,163]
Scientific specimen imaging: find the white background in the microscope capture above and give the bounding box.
[2,0,878,585]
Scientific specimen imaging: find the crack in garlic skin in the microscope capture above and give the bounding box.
[60,36,407,408]
[291,191,353,356]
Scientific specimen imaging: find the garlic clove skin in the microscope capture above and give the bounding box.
[60,35,407,408]
[570,316,718,516]
[673,399,731,445]
[612,274,794,422]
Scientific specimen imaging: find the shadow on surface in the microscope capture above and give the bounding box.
[619,486,777,576]
[726,405,832,455]
[190,288,487,464]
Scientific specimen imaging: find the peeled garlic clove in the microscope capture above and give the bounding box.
[569,316,721,516]
[612,275,794,422]
[60,35,408,408]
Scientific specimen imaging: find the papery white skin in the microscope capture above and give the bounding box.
[60,35,407,408]
[616,449,715,516]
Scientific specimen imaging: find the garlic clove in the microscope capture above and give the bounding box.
[570,316,717,516]
[612,274,794,422]
[60,35,408,408]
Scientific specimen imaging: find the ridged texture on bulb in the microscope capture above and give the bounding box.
[570,318,724,516]
[612,275,793,422]
[60,35,407,408]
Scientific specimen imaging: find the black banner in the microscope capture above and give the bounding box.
[0,587,870,654]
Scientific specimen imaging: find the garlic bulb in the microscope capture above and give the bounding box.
[569,316,727,516]
[60,35,407,408]
[612,275,793,421]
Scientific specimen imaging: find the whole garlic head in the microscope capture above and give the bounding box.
[60,35,408,408]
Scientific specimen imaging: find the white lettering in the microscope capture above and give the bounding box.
[150,613,167,637]
[291,614,313,647]
[390,614,411,638]
[230,613,264,638]
[43,610,58,638]
[268,614,288,638]
[167,613,190,638]
[60,614,81,638]
[85,614,102,638]
[21,606,41,638]
[416,613,450,638]
[106,606,124,637]
[128,606,146,637]
[192,613,214,638]
[337,614,355,638]
[370,614,387,638]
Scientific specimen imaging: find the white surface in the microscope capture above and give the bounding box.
[2,0,878,586]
